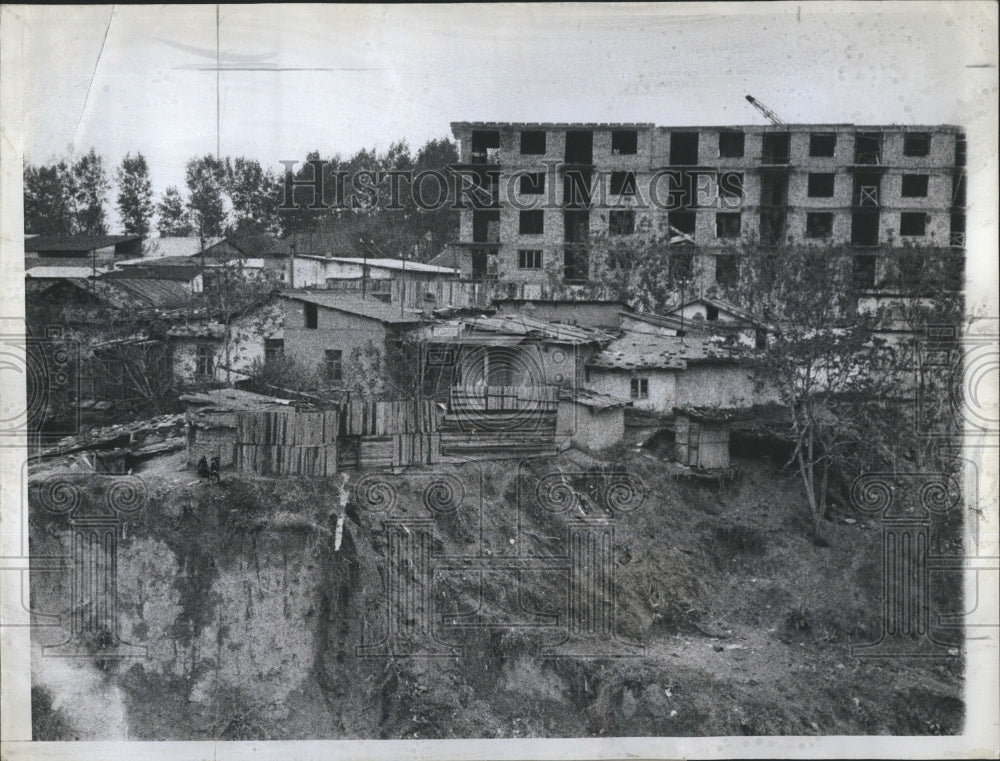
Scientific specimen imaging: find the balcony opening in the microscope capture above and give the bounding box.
[565,131,593,164]
[851,211,880,246]
[809,132,837,157]
[718,130,745,159]
[670,132,700,165]
[806,212,834,239]
[564,209,590,243]
[852,255,877,290]
[520,130,546,155]
[955,134,967,167]
[952,172,967,208]
[669,251,694,281]
[473,209,501,243]
[950,213,966,248]
[761,133,790,164]
[667,211,696,244]
[471,130,500,164]
[903,132,930,157]
[901,174,929,198]
[760,170,789,206]
[562,169,593,209]
[759,210,787,246]
[611,129,638,155]
[853,172,882,206]
[715,255,738,288]
[854,132,882,165]
[563,245,589,284]
[807,173,835,197]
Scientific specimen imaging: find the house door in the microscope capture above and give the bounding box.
[686,422,701,468]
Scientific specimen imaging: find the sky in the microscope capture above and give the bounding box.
[8,2,999,226]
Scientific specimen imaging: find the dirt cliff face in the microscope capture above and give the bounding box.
[29,453,965,739]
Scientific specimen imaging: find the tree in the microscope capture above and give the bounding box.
[225,157,282,236]
[23,162,76,235]
[71,149,111,235]
[186,155,229,237]
[727,242,950,541]
[116,153,154,235]
[156,186,193,237]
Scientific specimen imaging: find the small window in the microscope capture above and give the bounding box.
[668,211,696,243]
[900,212,927,237]
[471,130,500,163]
[901,174,929,197]
[806,212,834,238]
[609,209,636,236]
[630,377,649,399]
[519,210,544,235]
[264,338,284,363]
[669,251,694,281]
[520,130,546,155]
[808,173,835,197]
[611,130,638,155]
[517,249,543,270]
[809,133,837,157]
[195,345,214,378]
[716,212,741,239]
[519,172,545,195]
[904,132,930,157]
[324,350,343,382]
[718,131,745,158]
[705,305,719,321]
[610,171,637,196]
[304,302,318,329]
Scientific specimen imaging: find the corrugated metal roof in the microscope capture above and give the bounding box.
[104,278,193,308]
[142,236,222,259]
[24,234,143,252]
[25,266,107,279]
[461,314,615,345]
[325,257,459,275]
[283,291,425,324]
[589,331,737,370]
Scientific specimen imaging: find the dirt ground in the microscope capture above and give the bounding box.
[29,447,965,739]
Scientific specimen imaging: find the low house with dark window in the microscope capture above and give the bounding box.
[585,326,774,415]
[167,297,283,387]
[280,291,427,390]
[556,389,630,452]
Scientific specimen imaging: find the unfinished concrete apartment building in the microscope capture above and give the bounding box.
[449,121,966,297]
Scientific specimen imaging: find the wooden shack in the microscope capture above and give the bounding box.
[183,389,337,476]
[557,390,630,452]
[673,407,734,471]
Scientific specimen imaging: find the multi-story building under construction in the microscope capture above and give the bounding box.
[449,121,966,298]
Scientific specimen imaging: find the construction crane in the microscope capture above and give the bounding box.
[745,95,786,126]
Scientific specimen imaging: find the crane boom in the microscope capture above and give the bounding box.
[745,95,786,126]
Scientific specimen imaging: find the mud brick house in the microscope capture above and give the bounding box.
[585,320,775,415]
[449,121,965,296]
[167,297,284,387]
[556,389,630,452]
[280,291,426,388]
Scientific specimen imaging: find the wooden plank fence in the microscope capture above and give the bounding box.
[234,409,338,477]
[338,400,441,469]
